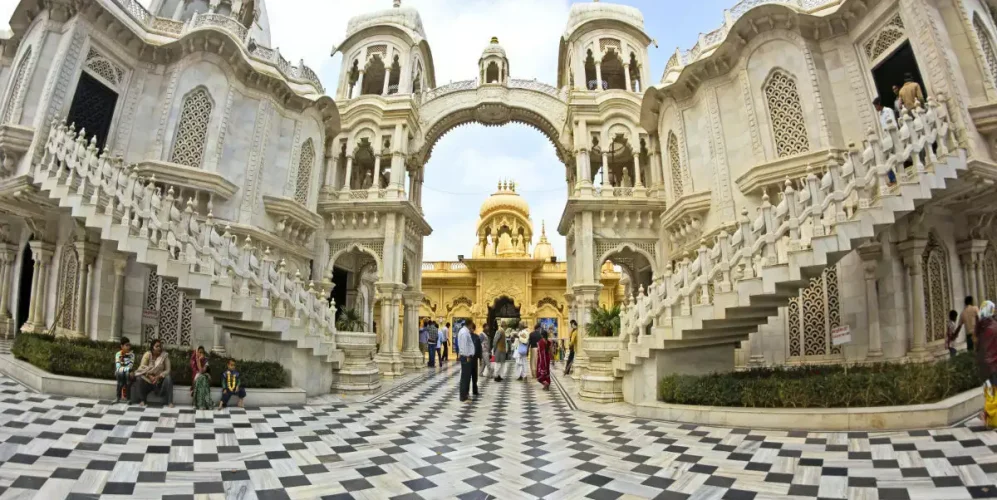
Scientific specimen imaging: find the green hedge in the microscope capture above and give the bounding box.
[12,333,288,388]
[658,353,979,408]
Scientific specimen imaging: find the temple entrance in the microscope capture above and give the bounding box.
[16,242,32,333]
[871,41,926,109]
[487,296,520,333]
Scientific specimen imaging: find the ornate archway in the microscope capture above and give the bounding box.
[413,81,572,165]
[487,295,521,333]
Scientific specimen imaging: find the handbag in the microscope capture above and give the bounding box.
[517,343,528,356]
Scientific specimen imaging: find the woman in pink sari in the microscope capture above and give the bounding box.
[536,330,553,390]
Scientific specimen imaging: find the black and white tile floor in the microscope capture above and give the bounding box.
[0,361,994,499]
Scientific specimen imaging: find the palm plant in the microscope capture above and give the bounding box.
[586,304,621,337]
[335,307,365,332]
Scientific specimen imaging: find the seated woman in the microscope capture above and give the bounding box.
[131,339,174,407]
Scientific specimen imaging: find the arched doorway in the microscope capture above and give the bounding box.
[16,242,33,333]
[487,296,520,333]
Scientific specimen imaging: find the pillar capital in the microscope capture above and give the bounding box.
[402,290,424,306]
[957,239,989,260]
[0,242,15,262]
[74,241,100,264]
[112,257,129,275]
[898,238,928,269]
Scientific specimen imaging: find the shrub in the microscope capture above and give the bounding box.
[586,305,620,337]
[658,353,979,408]
[13,333,288,389]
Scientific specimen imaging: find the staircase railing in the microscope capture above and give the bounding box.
[38,120,339,341]
[619,96,957,345]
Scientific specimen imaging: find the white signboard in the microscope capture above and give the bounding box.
[831,325,852,346]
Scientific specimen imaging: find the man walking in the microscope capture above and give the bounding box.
[471,323,482,397]
[961,296,980,351]
[426,321,439,368]
[480,324,492,379]
[492,326,506,382]
[564,320,578,376]
[439,322,450,365]
[419,321,429,364]
[457,320,476,403]
[898,73,924,113]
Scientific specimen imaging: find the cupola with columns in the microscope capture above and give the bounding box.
[472,179,535,259]
[479,37,510,85]
[557,0,652,92]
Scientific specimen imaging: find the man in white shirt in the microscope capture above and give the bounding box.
[457,321,476,403]
[874,97,895,131]
[438,322,449,365]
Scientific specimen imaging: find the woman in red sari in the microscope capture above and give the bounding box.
[537,330,553,390]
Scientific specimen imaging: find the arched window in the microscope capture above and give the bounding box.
[763,70,809,158]
[584,50,598,90]
[667,132,683,199]
[294,139,315,204]
[362,56,386,95]
[412,61,423,94]
[170,87,213,168]
[1,47,32,124]
[974,14,997,88]
[387,55,401,94]
[485,61,500,83]
[922,233,953,343]
[787,266,842,358]
[57,245,79,331]
[601,50,626,90]
[628,52,641,92]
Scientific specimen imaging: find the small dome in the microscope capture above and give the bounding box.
[481,36,507,60]
[564,1,646,39]
[345,0,427,41]
[533,222,554,261]
[479,180,530,218]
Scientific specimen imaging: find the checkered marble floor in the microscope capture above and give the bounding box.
[0,362,995,499]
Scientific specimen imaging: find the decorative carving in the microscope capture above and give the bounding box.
[211,87,234,171]
[1,47,32,125]
[706,87,735,220]
[239,99,275,223]
[170,87,213,169]
[57,245,79,331]
[84,47,124,88]
[739,70,763,162]
[667,131,684,199]
[974,15,997,90]
[295,139,316,205]
[864,13,906,61]
[35,25,85,163]
[787,266,840,358]
[922,233,952,343]
[764,70,810,158]
[112,67,146,157]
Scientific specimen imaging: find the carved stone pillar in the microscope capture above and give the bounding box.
[600,152,610,191]
[623,62,631,92]
[571,283,602,380]
[900,239,930,359]
[70,242,98,339]
[370,154,382,192]
[355,70,365,98]
[0,243,14,338]
[374,282,405,377]
[859,244,883,358]
[23,241,53,334]
[632,152,643,189]
[401,291,423,369]
[382,67,391,95]
[594,60,603,91]
[957,239,988,305]
[110,257,128,342]
[341,155,354,194]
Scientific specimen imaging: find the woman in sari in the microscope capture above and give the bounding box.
[975,301,997,384]
[190,346,213,410]
[537,330,553,390]
[132,339,174,407]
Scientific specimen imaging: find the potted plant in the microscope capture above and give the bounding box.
[335,308,364,332]
[579,305,624,403]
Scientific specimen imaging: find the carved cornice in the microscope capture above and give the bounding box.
[318,197,433,236]
[134,159,239,200]
[969,102,997,136]
[0,174,53,218]
[660,190,711,230]
[262,195,322,246]
[0,124,34,157]
[735,147,846,195]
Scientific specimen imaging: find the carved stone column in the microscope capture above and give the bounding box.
[632,152,643,189]
[401,291,424,369]
[69,242,98,339]
[382,67,391,95]
[110,257,128,342]
[23,241,53,334]
[600,152,610,192]
[341,155,354,195]
[370,153,382,192]
[859,244,884,358]
[0,242,14,339]
[594,60,603,91]
[571,283,603,380]
[374,282,405,377]
[900,239,930,359]
[623,62,632,92]
[957,239,988,305]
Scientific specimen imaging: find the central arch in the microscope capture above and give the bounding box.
[413,81,572,165]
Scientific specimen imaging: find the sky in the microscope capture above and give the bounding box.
[0,0,733,260]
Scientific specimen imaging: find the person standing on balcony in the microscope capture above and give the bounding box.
[457,320,476,403]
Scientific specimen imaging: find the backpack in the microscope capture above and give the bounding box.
[427,327,439,344]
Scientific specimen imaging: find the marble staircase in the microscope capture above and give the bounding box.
[29,121,346,380]
[614,96,965,382]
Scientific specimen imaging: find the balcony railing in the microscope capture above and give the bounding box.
[109,0,323,91]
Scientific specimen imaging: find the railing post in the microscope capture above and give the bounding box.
[760,190,777,265]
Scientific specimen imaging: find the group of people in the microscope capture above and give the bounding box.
[449,319,579,402]
[113,337,247,410]
[948,296,997,381]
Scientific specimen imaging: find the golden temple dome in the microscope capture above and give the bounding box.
[533,222,554,261]
[479,179,530,218]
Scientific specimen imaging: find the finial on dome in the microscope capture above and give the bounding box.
[541,221,547,236]
[510,180,516,192]
[491,36,499,44]
[393,0,401,7]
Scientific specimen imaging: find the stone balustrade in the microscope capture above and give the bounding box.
[38,120,339,341]
[617,96,957,347]
[110,0,323,91]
